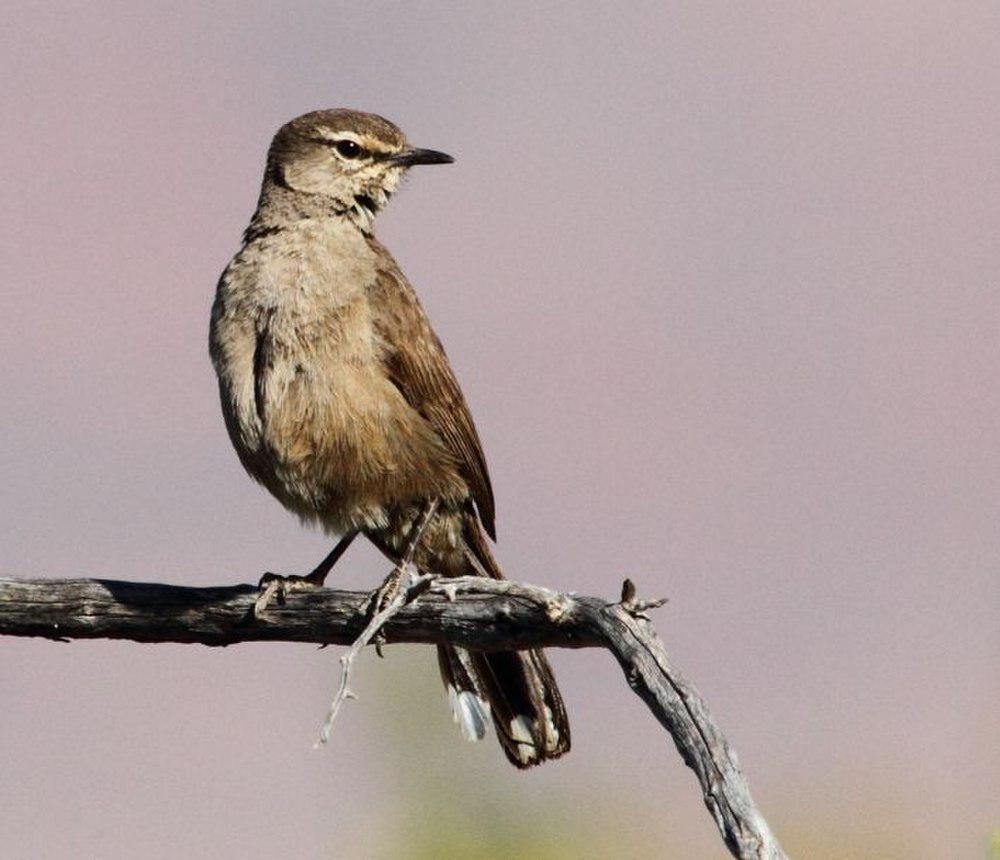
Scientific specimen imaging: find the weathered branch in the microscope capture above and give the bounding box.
[0,575,786,859]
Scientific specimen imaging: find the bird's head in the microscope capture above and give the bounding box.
[264,109,453,230]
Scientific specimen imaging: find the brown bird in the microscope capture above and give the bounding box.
[209,109,569,767]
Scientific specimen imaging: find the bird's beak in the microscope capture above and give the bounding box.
[388,148,454,167]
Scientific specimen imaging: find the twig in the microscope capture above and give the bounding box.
[314,567,432,746]
[618,576,669,620]
[316,498,439,743]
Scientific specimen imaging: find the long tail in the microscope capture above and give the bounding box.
[436,516,571,768]
[437,643,569,768]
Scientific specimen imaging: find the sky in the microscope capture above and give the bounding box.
[1,2,998,858]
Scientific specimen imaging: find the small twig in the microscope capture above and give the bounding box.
[617,576,669,620]
[316,499,440,745]
[314,568,433,746]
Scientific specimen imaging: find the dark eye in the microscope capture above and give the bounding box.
[333,139,363,159]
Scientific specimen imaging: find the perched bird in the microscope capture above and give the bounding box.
[209,109,570,767]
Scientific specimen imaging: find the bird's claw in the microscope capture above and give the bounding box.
[254,571,323,618]
[365,563,425,656]
[368,567,405,616]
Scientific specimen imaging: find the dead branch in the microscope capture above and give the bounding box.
[0,574,786,859]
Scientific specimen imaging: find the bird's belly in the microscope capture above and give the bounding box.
[255,354,464,532]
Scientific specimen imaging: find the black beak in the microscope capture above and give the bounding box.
[388,148,454,167]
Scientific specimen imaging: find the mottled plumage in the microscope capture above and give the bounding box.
[209,109,569,767]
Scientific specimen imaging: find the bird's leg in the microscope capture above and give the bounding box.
[369,499,439,654]
[303,533,357,584]
[371,499,439,608]
[259,530,359,589]
[255,531,359,617]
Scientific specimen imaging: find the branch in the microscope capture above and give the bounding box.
[0,574,786,860]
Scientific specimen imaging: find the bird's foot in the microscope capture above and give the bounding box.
[254,571,325,618]
[367,565,410,657]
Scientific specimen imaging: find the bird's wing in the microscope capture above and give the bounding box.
[369,261,497,539]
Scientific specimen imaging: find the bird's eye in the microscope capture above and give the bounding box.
[333,139,364,159]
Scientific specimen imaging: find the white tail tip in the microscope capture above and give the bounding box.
[447,686,490,742]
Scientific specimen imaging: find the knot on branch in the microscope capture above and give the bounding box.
[616,577,669,621]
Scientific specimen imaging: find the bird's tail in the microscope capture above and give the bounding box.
[437,643,570,768]
[436,518,570,768]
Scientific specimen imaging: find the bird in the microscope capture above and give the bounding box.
[209,109,570,768]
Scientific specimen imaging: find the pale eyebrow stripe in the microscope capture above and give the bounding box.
[306,136,398,159]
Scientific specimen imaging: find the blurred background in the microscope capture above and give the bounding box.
[2,2,998,857]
